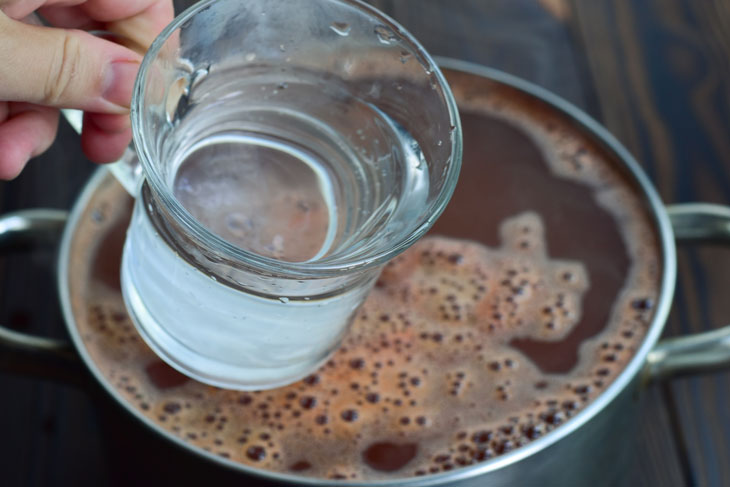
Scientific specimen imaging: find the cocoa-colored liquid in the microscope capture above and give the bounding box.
[66,69,661,480]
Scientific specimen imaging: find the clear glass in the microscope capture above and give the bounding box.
[123,0,462,390]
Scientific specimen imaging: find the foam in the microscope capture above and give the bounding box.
[69,214,656,480]
[66,75,661,481]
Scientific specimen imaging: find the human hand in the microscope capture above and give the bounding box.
[0,0,174,179]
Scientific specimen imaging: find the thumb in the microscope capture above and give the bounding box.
[0,13,142,114]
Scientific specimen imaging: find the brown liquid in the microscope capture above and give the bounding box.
[66,69,661,480]
[432,110,631,373]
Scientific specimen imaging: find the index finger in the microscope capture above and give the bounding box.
[78,0,170,23]
[81,0,175,52]
[38,0,174,53]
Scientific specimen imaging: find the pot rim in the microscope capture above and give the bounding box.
[57,58,677,486]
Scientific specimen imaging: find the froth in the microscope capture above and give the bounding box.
[69,191,656,480]
[65,71,662,481]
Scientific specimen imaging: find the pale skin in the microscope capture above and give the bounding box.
[0,0,174,179]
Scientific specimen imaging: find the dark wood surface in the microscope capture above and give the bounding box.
[1,0,729,485]
[568,2,730,486]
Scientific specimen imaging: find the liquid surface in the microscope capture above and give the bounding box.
[166,65,429,263]
[174,135,333,262]
[67,69,662,481]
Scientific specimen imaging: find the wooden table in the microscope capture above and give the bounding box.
[1,1,729,485]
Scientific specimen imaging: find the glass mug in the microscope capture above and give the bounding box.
[72,0,461,390]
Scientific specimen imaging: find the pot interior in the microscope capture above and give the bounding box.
[59,61,671,485]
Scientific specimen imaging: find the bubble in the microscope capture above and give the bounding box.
[341,409,359,422]
[524,423,543,440]
[562,400,578,411]
[246,445,266,461]
[631,298,653,310]
[434,454,450,463]
[299,396,317,409]
[163,402,181,414]
[290,460,312,471]
[494,440,514,454]
[315,414,328,425]
[349,358,365,369]
[365,393,380,404]
[471,430,492,444]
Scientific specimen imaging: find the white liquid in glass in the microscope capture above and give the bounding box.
[121,66,429,388]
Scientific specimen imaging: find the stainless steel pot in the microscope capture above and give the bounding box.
[2,59,730,486]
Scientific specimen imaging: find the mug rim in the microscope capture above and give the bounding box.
[62,58,677,486]
[130,0,463,278]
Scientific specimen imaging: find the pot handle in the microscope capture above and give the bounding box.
[0,210,89,386]
[647,203,730,380]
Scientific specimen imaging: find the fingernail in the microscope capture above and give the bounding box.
[103,61,139,109]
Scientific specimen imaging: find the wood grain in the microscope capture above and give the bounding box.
[368,0,593,109]
[571,1,730,485]
[629,386,689,486]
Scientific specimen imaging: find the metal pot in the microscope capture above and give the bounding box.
[2,59,730,486]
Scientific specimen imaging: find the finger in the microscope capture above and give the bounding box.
[79,0,171,24]
[0,0,85,20]
[8,103,60,157]
[96,0,175,54]
[17,0,174,51]
[85,112,130,132]
[37,5,101,30]
[80,112,131,163]
[0,103,59,179]
[0,12,141,113]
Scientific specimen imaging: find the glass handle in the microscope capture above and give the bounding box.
[61,109,141,196]
[23,13,142,196]
[646,203,730,381]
